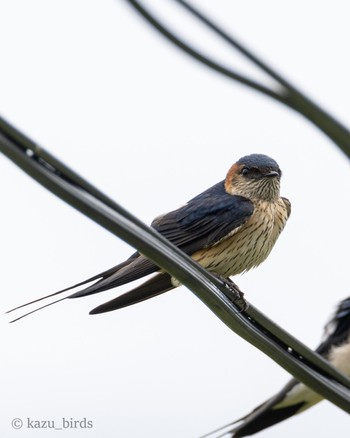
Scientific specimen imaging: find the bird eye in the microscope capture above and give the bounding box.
[241,167,249,176]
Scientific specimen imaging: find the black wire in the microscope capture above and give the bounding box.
[1,116,350,413]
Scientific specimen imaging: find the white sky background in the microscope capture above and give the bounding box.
[1,1,350,437]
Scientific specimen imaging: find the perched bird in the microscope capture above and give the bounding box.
[8,153,290,321]
[202,297,350,437]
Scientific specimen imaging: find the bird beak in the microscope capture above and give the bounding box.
[263,170,280,178]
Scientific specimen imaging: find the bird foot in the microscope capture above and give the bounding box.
[214,275,248,312]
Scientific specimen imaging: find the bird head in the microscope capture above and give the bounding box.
[225,154,282,201]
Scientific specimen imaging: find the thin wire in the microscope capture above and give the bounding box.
[176,0,350,157]
[123,0,350,159]
[173,0,297,91]
[122,0,288,104]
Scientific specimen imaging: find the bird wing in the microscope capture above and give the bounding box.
[83,182,254,314]
[316,296,350,355]
[228,380,315,437]
[77,181,253,297]
[151,181,254,254]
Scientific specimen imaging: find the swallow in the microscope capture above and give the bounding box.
[8,153,290,321]
[202,297,350,437]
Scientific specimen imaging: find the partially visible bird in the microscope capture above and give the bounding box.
[202,297,350,437]
[8,153,290,321]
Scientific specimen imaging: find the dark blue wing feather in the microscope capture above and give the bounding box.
[316,296,350,355]
[151,181,254,254]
